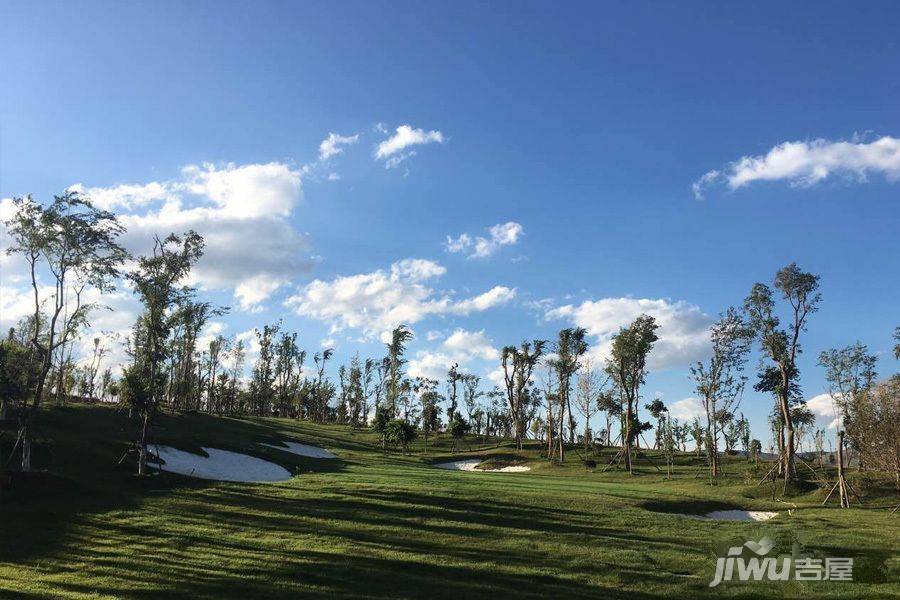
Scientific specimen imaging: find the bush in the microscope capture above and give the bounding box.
[385,419,417,454]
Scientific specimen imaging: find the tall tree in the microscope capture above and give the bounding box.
[575,357,606,453]
[386,325,413,417]
[745,263,821,485]
[4,192,127,471]
[819,342,878,505]
[605,314,658,474]
[550,327,588,460]
[690,308,751,478]
[445,363,462,424]
[501,339,547,450]
[124,231,204,475]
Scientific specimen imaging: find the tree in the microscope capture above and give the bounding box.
[385,419,417,455]
[414,377,441,452]
[745,263,821,486]
[550,327,589,461]
[462,373,483,422]
[501,339,546,450]
[386,325,413,417]
[4,192,127,471]
[448,413,471,452]
[645,398,668,450]
[445,363,462,424]
[250,324,279,417]
[605,315,658,474]
[819,342,878,506]
[852,376,899,490]
[690,308,751,478]
[125,231,204,475]
[576,358,606,453]
[596,390,620,449]
[689,417,704,457]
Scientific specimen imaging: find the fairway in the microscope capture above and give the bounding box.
[1,404,897,599]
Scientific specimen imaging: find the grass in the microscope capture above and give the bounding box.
[0,403,897,599]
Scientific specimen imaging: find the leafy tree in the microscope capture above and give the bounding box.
[4,192,127,471]
[689,417,705,457]
[386,325,413,417]
[645,397,668,450]
[125,231,204,475]
[501,339,546,450]
[745,263,821,485]
[549,328,588,460]
[448,413,471,452]
[445,363,462,424]
[605,315,658,474]
[691,307,751,478]
[385,418,417,455]
[819,343,878,470]
[414,377,441,452]
[462,373,483,421]
[576,358,606,453]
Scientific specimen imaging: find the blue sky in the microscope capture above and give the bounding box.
[2,1,898,444]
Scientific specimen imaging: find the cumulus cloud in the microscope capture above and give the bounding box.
[318,132,359,161]
[668,397,706,421]
[445,221,524,258]
[806,393,842,430]
[545,297,712,371]
[375,125,444,167]
[694,135,900,199]
[65,162,310,312]
[408,328,499,380]
[284,259,515,339]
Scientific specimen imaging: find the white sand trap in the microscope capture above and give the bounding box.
[676,510,778,522]
[435,459,532,473]
[261,441,337,459]
[150,445,292,482]
[706,510,778,522]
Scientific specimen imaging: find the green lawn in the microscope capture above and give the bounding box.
[1,404,897,599]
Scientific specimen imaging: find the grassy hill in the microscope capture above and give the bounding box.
[1,403,897,599]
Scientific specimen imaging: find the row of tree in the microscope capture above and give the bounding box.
[2,192,897,496]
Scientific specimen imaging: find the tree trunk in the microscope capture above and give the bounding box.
[20,423,32,472]
[624,399,633,474]
[138,413,150,476]
[779,391,795,485]
[837,431,849,508]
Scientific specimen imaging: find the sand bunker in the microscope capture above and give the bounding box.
[435,459,531,473]
[261,441,337,459]
[676,510,778,522]
[150,445,292,482]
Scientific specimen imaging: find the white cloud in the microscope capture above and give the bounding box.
[408,328,499,380]
[375,125,444,162]
[668,397,706,421]
[806,393,842,430]
[67,182,170,211]
[452,286,516,313]
[179,162,301,219]
[284,259,514,339]
[68,162,310,312]
[327,173,341,181]
[545,297,711,371]
[694,135,900,199]
[318,132,359,161]
[390,258,446,282]
[445,221,524,258]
